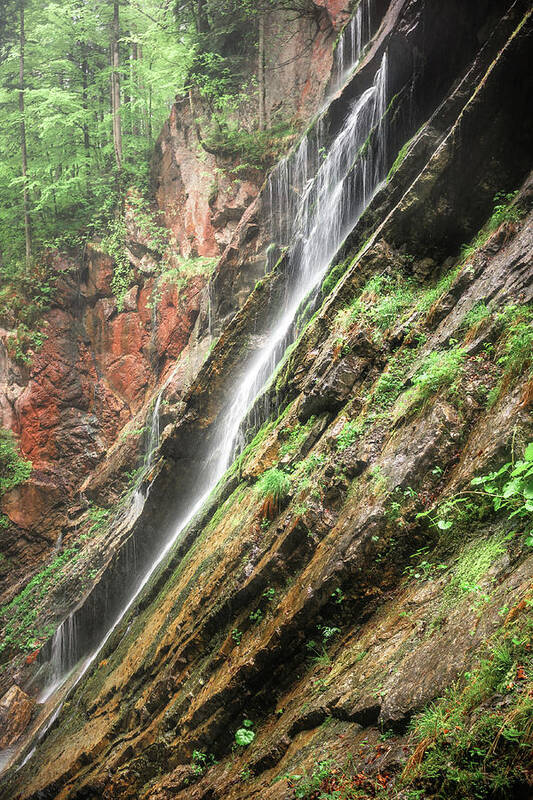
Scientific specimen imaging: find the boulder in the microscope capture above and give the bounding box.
[0,685,35,748]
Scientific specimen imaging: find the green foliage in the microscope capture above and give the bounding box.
[373,348,418,410]
[387,135,415,180]
[403,546,448,583]
[0,0,196,274]
[321,259,348,296]
[462,302,491,333]
[202,119,296,169]
[405,607,533,799]
[0,428,31,497]
[235,719,255,747]
[415,266,461,315]
[191,750,216,777]
[256,468,291,503]
[87,505,110,535]
[100,217,132,310]
[338,271,415,335]
[397,346,466,416]
[336,418,364,451]
[471,442,533,545]
[459,191,522,266]
[487,305,533,405]
[487,191,521,231]
[0,545,79,656]
[280,416,316,457]
[443,533,508,605]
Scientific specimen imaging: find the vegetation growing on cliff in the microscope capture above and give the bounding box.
[0,428,31,500]
[0,0,309,302]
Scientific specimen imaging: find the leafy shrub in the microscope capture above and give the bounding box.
[339,272,414,334]
[100,216,132,310]
[202,119,296,169]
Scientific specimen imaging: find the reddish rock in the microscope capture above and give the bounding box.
[0,685,35,748]
[85,247,114,300]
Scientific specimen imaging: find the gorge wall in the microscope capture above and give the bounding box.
[0,1,532,799]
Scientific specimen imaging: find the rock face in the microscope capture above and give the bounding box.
[0,686,34,749]
[0,0,349,609]
[0,1,532,799]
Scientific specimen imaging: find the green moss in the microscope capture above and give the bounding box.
[442,532,509,607]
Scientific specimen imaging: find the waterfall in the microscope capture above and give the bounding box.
[37,392,163,701]
[29,43,389,744]
[209,51,388,477]
[332,0,372,94]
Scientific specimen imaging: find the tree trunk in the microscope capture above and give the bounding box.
[81,44,91,158]
[196,0,209,35]
[19,0,31,265]
[131,41,139,136]
[258,13,266,131]
[111,0,123,172]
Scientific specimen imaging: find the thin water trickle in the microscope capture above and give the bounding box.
[9,24,389,773]
[332,0,372,94]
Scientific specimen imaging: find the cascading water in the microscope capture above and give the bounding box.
[209,52,388,477]
[41,392,163,697]
[8,12,391,772]
[331,0,372,94]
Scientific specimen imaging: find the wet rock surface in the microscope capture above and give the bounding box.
[0,1,532,798]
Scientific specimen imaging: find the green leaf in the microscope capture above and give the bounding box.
[522,479,533,500]
[437,519,453,530]
[502,479,520,499]
[524,443,533,461]
[235,728,255,747]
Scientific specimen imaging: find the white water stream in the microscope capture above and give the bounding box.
[4,13,390,773]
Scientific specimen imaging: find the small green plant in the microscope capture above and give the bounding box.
[256,468,291,520]
[463,302,491,333]
[318,624,340,643]
[336,419,363,452]
[87,505,109,535]
[232,628,243,645]
[488,305,533,405]
[190,750,215,777]
[249,609,264,624]
[235,719,255,747]
[331,587,344,604]
[471,441,533,545]
[279,416,316,457]
[396,346,466,416]
[403,547,448,582]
